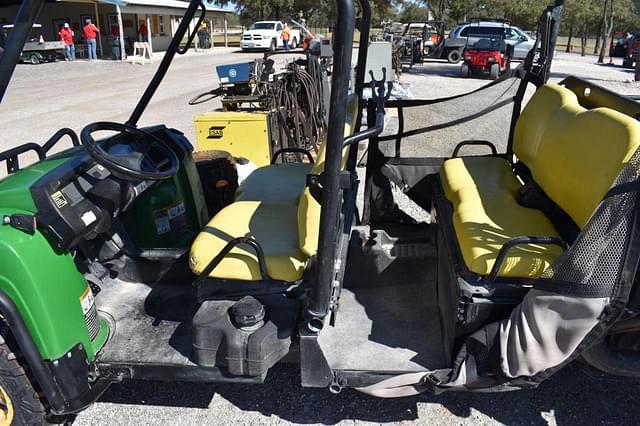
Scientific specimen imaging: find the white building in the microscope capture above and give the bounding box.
[0,0,233,58]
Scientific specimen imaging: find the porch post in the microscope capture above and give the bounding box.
[115,3,125,60]
[94,1,104,57]
[209,18,214,47]
[146,14,153,53]
[224,17,228,48]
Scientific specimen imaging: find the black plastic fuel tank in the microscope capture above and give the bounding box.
[192,295,298,377]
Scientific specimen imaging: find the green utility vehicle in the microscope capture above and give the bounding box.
[1,0,640,424]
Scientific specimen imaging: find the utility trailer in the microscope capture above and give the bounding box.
[0,24,64,64]
[2,1,640,425]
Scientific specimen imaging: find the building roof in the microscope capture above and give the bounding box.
[95,0,232,14]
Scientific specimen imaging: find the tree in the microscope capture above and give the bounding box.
[213,0,402,27]
[598,0,615,63]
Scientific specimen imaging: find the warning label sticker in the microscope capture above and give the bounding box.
[153,201,187,236]
[51,191,68,209]
[80,286,100,340]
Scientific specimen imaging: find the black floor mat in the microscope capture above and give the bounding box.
[96,278,198,366]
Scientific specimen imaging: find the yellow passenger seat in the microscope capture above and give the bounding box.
[189,95,361,282]
[439,83,640,279]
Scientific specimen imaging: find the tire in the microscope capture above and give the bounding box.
[447,49,462,64]
[29,54,40,65]
[489,63,500,80]
[0,340,46,425]
[461,63,470,77]
[290,38,298,49]
[623,58,633,68]
[269,39,277,52]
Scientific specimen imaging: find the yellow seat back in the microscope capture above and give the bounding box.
[513,83,582,168]
[514,83,640,229]
[534,107,640,228]
[298,94,360,256]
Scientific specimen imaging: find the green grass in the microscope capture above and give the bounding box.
[212,34,241,47]
[555,36,602,54]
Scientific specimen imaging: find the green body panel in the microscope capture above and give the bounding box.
[120,154,206,248]
[0,149,79,213]
[0,209,108,360]
[0,147,108,361]
[0,143,203,361]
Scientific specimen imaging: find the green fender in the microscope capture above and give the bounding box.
[0,208,108,361]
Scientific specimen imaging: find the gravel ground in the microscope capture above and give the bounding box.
[2,47,640,425]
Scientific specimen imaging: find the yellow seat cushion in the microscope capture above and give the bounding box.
[451,188,564,278]
[441,157,522,202]
[235,163,313,205]
[441,157,563,278]
[189,201,307,282]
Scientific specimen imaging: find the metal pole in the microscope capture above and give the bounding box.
[354,0,371,100]
[94,1,104,58]
[224,18,228,48]
[116,3,125,60]
[306,0,356,325]
[146,14,153,53]
[209,18,214,48]
[0,0,44,102]
[127,0,203,126]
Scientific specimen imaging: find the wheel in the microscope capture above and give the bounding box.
[489,63,500,80]
[290,38,298,49]
[447,49,462,64]
[0,340,46,425]
[269,39,277,52]
[29,54,39,65]
[461,63,470,77]
[622,58,633,68]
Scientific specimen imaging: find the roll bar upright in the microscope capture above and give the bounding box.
[306,0,357,326]
[0,0,45,102]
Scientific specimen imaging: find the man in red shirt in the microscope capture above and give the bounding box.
[58,22,75,61]
[83,18,99,61]
[138,22,149,43]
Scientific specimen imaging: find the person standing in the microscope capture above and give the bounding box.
[138,22,149,43]
[58,22,75,61]
[281,23,291,50]
[83,18,99,61]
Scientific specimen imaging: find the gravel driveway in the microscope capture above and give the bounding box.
[1,47,639,425]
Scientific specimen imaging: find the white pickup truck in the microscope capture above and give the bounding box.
[241,21,301,52]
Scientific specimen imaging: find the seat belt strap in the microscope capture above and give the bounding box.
[356,372,433,398]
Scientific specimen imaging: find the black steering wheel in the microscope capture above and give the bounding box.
[80,122,180,181]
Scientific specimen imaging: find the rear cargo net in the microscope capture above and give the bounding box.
[363,74,523,224]
[375,76,521,159]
